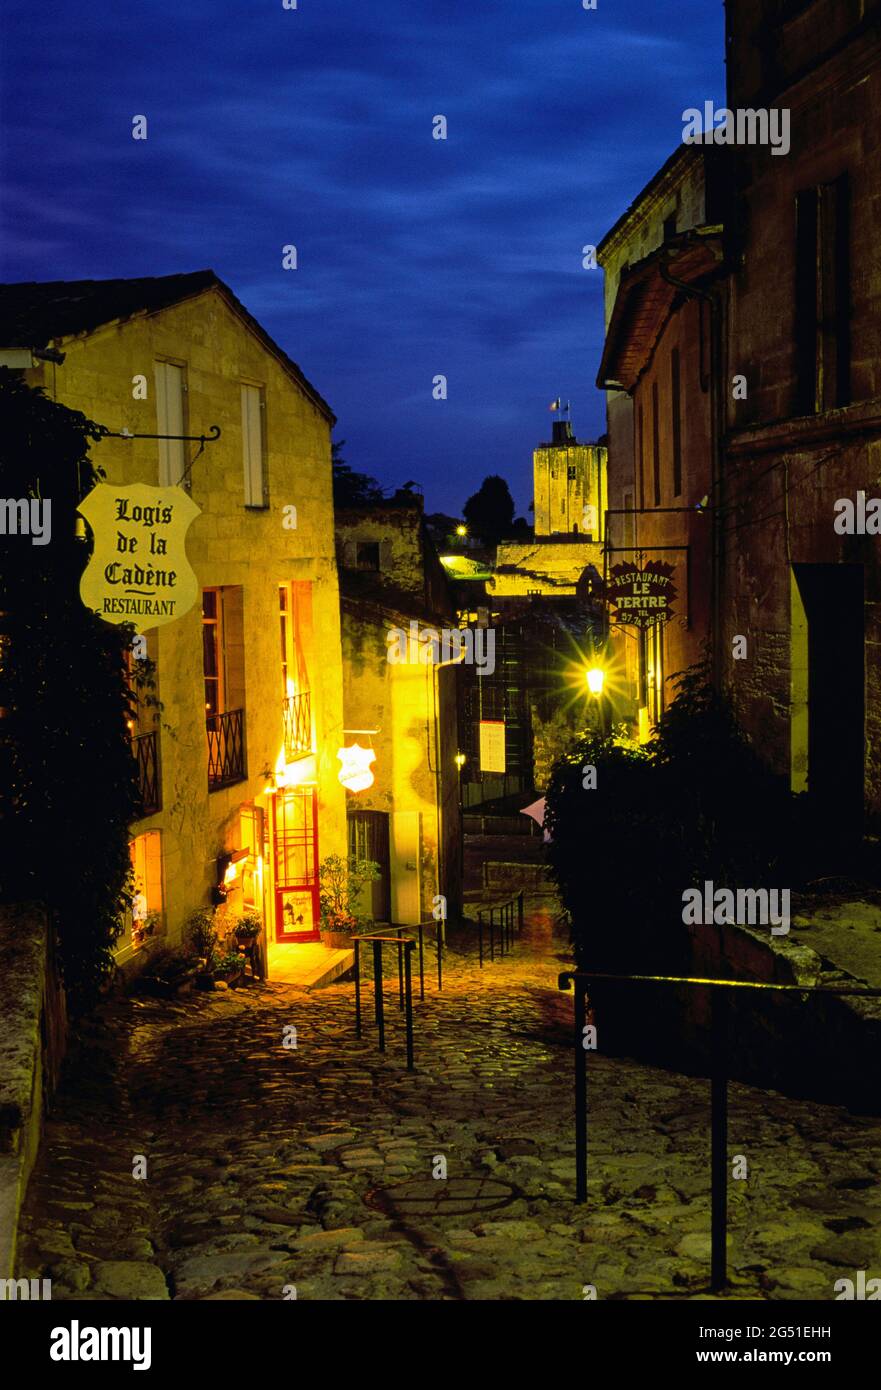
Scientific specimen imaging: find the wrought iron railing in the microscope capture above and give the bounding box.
[282,690,312,760]
[557,969,881,1292]
[206,708,246,789]
[353,933,417,1070]
[477,890,524,965]
[133,731,161,817]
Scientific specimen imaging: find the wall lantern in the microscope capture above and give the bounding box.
[212,848,249,904]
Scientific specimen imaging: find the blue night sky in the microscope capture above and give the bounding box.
[1,1,724,516]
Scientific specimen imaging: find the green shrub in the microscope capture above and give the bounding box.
[544,660,800,977]
[0,372,141,1009]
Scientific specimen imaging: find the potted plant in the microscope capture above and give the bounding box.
[230,909,262,977]
[233,909,262,944]
[318,854,380,948]
[185,907,221,988]
[135,946,200,998]
[213,948,247,987]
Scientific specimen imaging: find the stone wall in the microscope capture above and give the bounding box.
[0,903,66,1278]
[593,919,881,1114]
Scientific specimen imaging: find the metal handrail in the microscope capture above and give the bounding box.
[558,968,881,1292]
[476,889,524,965]
[385,920,444,997]
[353,933,416,1070]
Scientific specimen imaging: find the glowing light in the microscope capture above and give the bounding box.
[455,525,467,537]
[454,752,466,769]
[337,743,376,792]
[586,666,605,696]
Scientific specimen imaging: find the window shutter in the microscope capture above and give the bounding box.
[155,362,185,487]
[242,385,265,506]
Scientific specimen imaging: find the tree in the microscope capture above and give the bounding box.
[331,438,386,508]
[463,475,516,546]
[0,370,141,1007]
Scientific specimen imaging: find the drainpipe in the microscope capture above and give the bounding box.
[658,261,725,692]
[430,649,467,932]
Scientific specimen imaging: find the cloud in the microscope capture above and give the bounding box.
[1,0,723,511]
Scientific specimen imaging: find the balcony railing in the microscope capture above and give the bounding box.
[282,690,312,760]
[133,731,161,817]
[207,708,246,790]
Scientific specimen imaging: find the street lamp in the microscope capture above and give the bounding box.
[585,664,610,735]
[585,666,605,696]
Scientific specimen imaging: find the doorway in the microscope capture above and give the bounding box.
[792,563,864,841]
[271,786,320,941]
[348,809,391,923]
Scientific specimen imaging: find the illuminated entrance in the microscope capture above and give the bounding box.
[271,786,320,942]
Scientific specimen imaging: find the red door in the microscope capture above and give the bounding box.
[272,787,320,942]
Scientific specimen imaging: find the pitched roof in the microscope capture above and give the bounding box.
[596,229,725,392]
[0,270,334,423]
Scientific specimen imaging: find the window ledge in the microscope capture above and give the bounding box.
[727,397,881,459]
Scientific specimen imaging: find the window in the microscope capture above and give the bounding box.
[651,380,661,507]
[795,175,850,414]
[202,588,225,719]
[356,541,380,571]
[636,404,644,510]
[118,830,164,956]
[663,213,677,240]
[671,347,682,498]
[238,804,264,912]
[279,583,310,694]
[241,384,267,507]
[155,361,186,487]
[623,490,634,552]
[648,622,666,725]
[560,498,566,515]
[203,586,246,789]
[567,465,577,480]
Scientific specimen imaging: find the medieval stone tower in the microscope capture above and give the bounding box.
[533,417,607,540]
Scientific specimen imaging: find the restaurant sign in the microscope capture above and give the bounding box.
[77,483,201,632]
[607,561,676,629]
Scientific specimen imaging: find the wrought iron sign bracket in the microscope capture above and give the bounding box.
[93,423,221,488]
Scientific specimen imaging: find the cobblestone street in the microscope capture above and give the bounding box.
[17,905,881,1301]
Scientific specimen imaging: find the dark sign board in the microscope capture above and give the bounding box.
[606,560,676,629]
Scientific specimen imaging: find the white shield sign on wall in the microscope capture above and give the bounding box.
[77,482,201,632]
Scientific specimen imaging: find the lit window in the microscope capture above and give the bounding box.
[202,588,224,719]
[122,830,164,953]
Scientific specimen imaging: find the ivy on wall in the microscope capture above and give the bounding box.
[0,370,140,1008]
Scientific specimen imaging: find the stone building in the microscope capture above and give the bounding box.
[493,417,607,600]
[335,497,463,923]
[595,0,881,841]
[2,271,348,974]
[453,416,607,803]
[720,0,881,838]
[597,144,728,731]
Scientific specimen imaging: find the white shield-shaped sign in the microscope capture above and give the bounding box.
[77,482,201,632]
[337,743,376,793]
